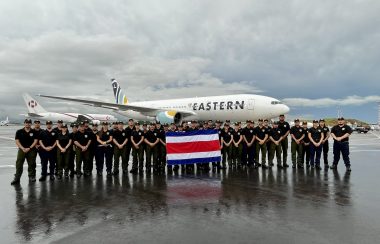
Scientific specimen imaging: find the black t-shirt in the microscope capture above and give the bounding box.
[32,128,42,141]
[125,126,135,145]
[57,132,72,148]
[145,130,159,143]
[97,130,113,142]
[40,129,58,147]
[113,129,129,144]
[221,129,232,143]
[73,130,92,146]
[159,130,166,143]
[331,125,352,142]
[243,126,256,142]
[278,121,290,136]
[255,126,268,140]
[302,128,310,143]
[290,126,304,140]
[321,126,330,137]
[308,127,323,142]
[131,130,144,143]
[270,128,282,141]
[232,129,243,143]
[15,128,37,148]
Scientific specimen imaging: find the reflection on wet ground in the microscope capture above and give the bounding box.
[1,127,380,243]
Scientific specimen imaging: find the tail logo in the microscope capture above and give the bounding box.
[28,100,37,108]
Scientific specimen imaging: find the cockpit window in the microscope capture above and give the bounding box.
[271,101,283,105]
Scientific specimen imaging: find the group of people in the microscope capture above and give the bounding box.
[10,115,353,185]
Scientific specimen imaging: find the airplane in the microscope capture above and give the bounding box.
[39,79,290,124]
[0,116,10,126]
[22,93,117,124]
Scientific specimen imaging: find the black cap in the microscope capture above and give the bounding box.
[83,120,89,124]
[302,121,308,125]
[79,121,85,126]
[24,119,32,123]
[128,119,134,122]
[163,123,169,127]
[191,120,197,123]
[46,120,53,125]
[57,120,63,123]
[61,123,68,128]
[338,117,345,121]
[34,120,40,124]
[313,120,318,123]
[143,122,147,126]
[264,119,269,122]
[246,120,252,123]
[234,122,240,125]
[135,122,140,126]
[225,120,230,123]
[319,119,325,122]
[156,121,161,125]
[70,123,78,128]
[118,121,124,125]
[273,121,279,125]
[102,121,108,125]
[215,120,221,123]
[208,120,213,123]
[294,119,300,122]
[279,114,285,117]
[258,119,263,122]
[150,122,156,125]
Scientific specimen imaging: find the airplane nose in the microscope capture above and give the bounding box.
[282,104,290,114]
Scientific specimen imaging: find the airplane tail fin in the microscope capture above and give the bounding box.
[22,93,47,114]
[111,78,129,105]
[6,116,8,122]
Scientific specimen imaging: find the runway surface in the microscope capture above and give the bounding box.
[0,126,380,244]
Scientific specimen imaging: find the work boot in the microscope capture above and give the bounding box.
[330,164,337,170]
[39,176,47,182]
[11,178,20,185]
[50,175,55,181]
[346,166,352,172]
[283,163,289,168]
[29,176,36,182]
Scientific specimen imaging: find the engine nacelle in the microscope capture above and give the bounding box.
[156,111,182,124]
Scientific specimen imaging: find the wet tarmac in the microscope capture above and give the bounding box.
[1,126,380,243]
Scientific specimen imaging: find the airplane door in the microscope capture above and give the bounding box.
[247,99,255,110]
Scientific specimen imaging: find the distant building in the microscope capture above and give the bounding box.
[378,102,380,126]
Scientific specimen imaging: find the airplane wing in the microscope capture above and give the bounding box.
[38,94,197,118]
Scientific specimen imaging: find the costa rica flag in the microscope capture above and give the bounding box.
[166,129,221,165]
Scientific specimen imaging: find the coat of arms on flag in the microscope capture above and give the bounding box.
[165,129,222,165]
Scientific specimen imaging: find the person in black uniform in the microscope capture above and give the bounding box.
[87,122,98,175]
[255,119,269,169]
[96,122,114,177]
[268,121,283,168]
[186,120,198,172]
[278,115,290,167]
[231,122,243,167]
[144,122,160,173]
[155,122,164,171]
[330,117,353,171]
[131,122,145,174]
[158,123,169,173]
[319,119,330,169]
[113,121,129,175]
[53,120,63,134]
[124,119,135,173]
[68,123,78,177]
[39,120,58,181]
[11,119,38,185]
[242,120,256,167]
[32,120,42,171]
[221,122,233,169]
[73,122,92,178]
[308,120,324,170]
[301,121,311,168]
[290,119,305,169]
[264,119,272,163]
[56,123,72,179]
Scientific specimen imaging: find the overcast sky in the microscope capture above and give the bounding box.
[0,0,379,123]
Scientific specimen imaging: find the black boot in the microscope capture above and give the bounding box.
[39,176,46,182]
[11,178,20,185]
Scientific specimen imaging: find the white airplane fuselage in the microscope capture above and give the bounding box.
[115,94,289,122]
[25,112,117,123]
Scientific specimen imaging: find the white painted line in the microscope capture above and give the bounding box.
[0,136,13,141]
[351,149,380,152]
[369,131,380,139]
